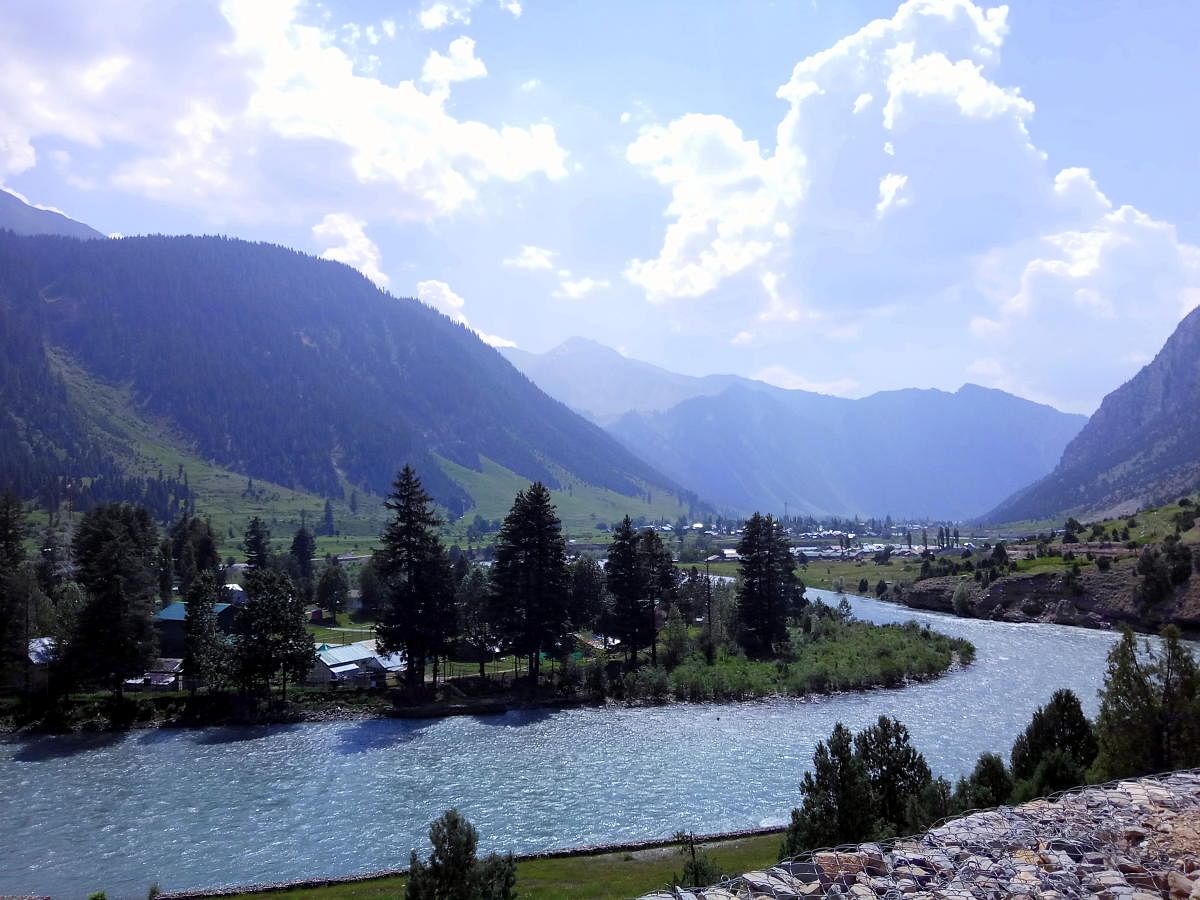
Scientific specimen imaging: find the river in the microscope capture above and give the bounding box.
[0,591,1133,898]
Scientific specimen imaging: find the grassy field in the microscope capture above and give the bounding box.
[243,831,783,899]
[437,456,690,544]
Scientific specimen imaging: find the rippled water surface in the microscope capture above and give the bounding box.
[1,592,1129,897]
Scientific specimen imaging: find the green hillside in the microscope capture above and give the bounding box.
[0,231,704,543]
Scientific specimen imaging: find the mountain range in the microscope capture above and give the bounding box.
[985,304,1200,523]
[504,340,1088,520]
[5,184,1198,528]
[0,221,698,531]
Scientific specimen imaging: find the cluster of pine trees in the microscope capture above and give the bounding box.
[371,468,807,695]
[0,493,315,701]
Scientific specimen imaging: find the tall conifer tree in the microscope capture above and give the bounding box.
[375,465,454,690]
[491,482,569,683]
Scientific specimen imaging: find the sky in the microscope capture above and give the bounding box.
[2,0,1198,414]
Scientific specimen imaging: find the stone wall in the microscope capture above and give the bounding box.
[640,770,1200,899]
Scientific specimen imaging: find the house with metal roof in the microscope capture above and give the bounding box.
[306,640,405,686]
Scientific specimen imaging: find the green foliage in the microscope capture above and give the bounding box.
[184,571,231,691]
[568,554,608,632]
[1009,688,1096,783]
[952,753,1013,810]
[670,832,722,889]
[376,466,455,690]
[65,503,161,691]
[1090,626,1200,781]
[854,716,932,837]
[780,722,875,856]
[662,604,690,668]
[234,569,316,699]
[736,513,798,658]
[951,580,973,617]
[406,809,516,900]
[315,562,350,620]
[491,481,571,682]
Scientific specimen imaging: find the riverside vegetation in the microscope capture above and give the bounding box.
[0,467,971,730]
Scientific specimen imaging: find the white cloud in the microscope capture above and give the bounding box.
[0,1,567,223]
[519,78,540,92]
[624,113,800,302]
[415,278,515,347]
[730,330,754,346]
[503,244,556,270]
[313,212,389,287]
[554,274,610,300]
[421,36,487,91]
[418,0,520,30]
[753,365,859,397]
[875,172,909,218]
[623,0,1200,410]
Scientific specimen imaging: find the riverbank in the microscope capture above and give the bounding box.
[158,828,786,899]
[1,618,973,735]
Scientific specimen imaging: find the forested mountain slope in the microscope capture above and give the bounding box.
[0,231,697,520]
[987,305,1200,523]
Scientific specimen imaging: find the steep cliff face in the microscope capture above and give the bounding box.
[988,305,1200,522]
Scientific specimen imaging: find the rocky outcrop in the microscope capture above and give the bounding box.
[897,569,1200,634]
[641,770,1200,899]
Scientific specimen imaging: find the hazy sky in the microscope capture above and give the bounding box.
[3,0,1198,413]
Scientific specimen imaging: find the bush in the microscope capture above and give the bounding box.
[951,581,973,617]
[406,810,516,900]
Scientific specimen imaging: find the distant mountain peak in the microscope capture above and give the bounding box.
[0,188,104,240]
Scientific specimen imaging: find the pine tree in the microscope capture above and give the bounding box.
[375,466,455,690]
[406,809,516,900]
[605,516,645,662]
[952,752,1013,810]
[1010,688,1096,783]
[289,526,316,583]
[735,513,796,659]
[490,482,569,684]
[639,528,677,666]
[0,491,26,573]
[456,566,502,677]
[319,499,336,537]
[184,571,229,692]
[780,722,874,856]
[1091,625,1200,780]
[234,568,315,699]
[316,561,350,620]
[854,716,932,836]
[569,555,608,633]
[243,517,273,571]
[66,503,161,693]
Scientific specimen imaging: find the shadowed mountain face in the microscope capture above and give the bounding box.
[0,189,104,240]
[0,232,694,517]
[987,305,1200,523]
[508,339,1087,519]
